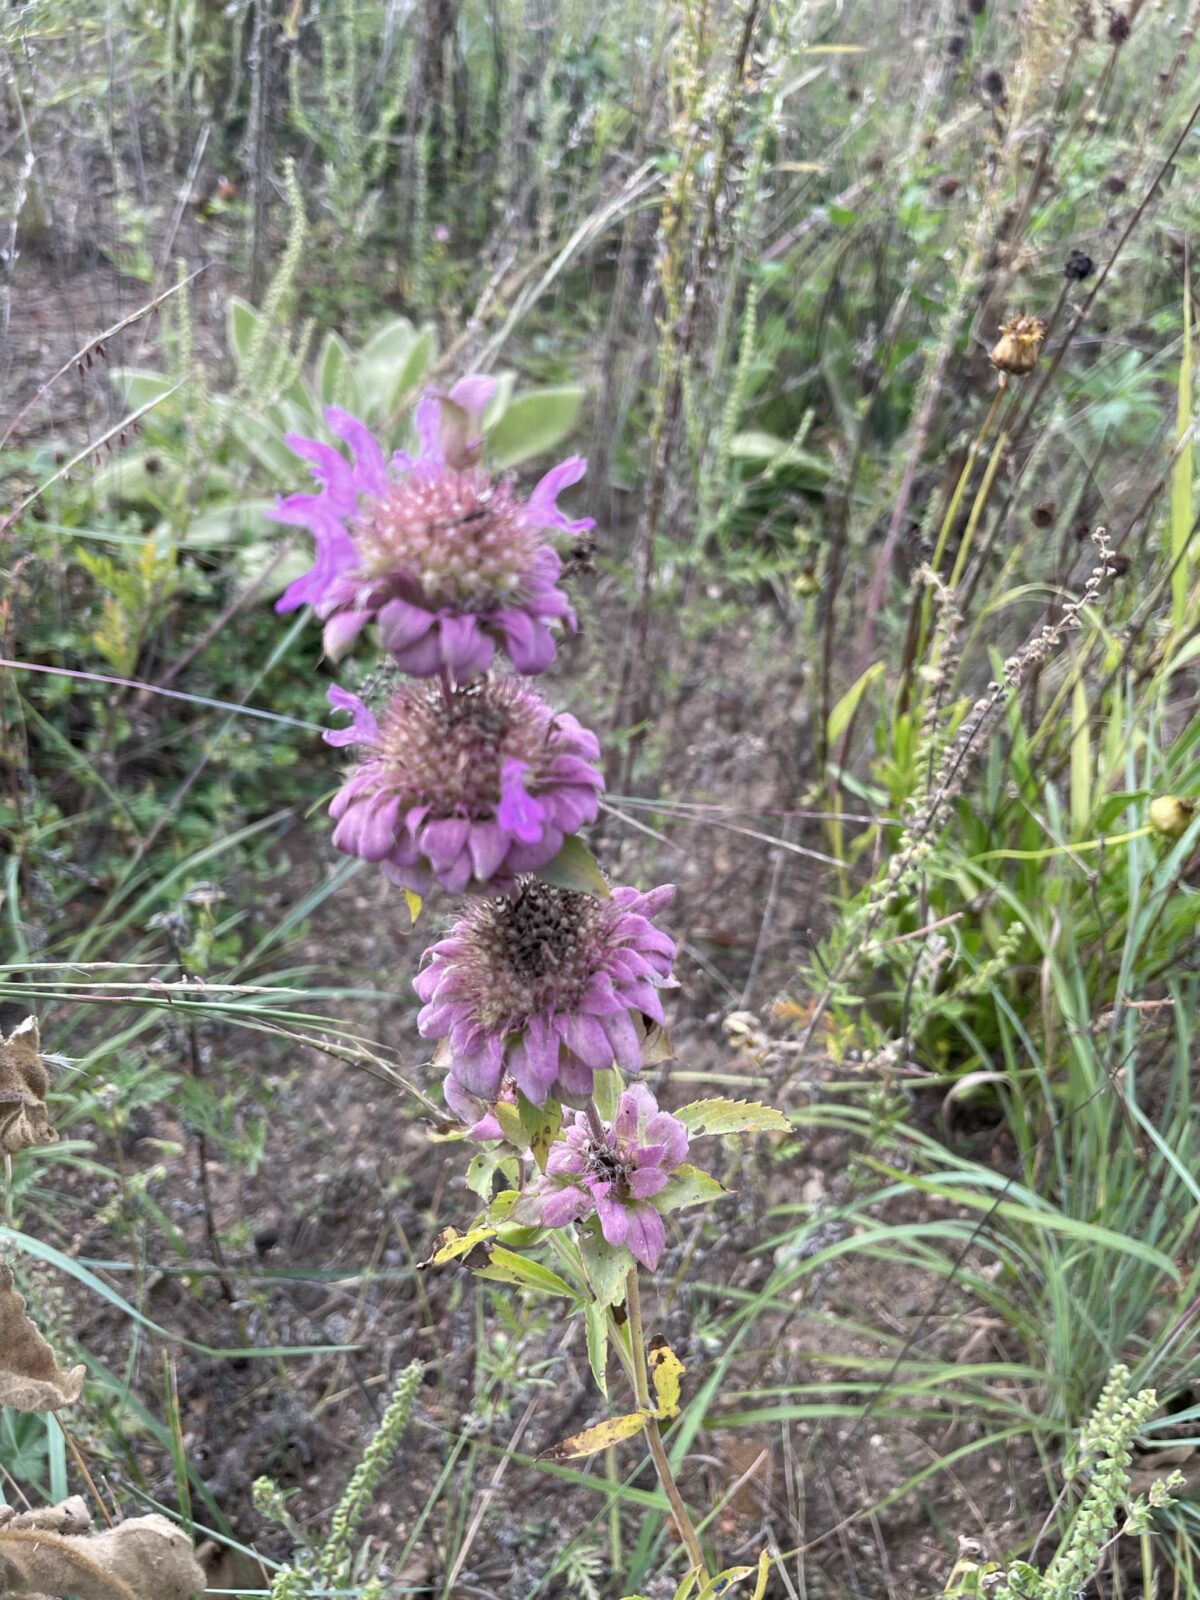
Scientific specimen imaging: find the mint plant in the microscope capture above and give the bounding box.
[268,375,789,1590]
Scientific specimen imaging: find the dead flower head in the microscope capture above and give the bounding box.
[0,1014,56,1157]
[990,314,1046,377]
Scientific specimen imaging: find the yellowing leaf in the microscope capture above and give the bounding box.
[647,1334,685,1419]
[419,1225,495,1268]
[538,1409,647,1462]
[404,889,423,925]
[676,1098,790,1137]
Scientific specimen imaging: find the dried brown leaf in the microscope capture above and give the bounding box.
[0,1015,57,1157]
[0,1509,205,1600]
[0,1264,85,1412]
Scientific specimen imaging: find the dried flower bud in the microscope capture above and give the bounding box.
[1149,796,1196,841]
[1107,10,1131,42]
[990,314,1046,376]
[1032,499,1057,528]
[1064,249,1095,281]
[935,175,962,198]
[1101,551,1130,577]
[982,67,1006,100]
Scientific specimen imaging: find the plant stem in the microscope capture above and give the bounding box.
[625,1267,709,1583]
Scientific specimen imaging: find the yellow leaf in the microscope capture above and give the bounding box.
[538,1410,648,1462]
[404,889,423,925]
[648,1334,685,1419]
[418,1225,495,1268]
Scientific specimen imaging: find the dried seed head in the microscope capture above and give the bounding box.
[1032,499,1057,528]
[982,67,1006,100]
[990,314,1046,376]
[1107,9,1131,43]
[1064,249,1095,281]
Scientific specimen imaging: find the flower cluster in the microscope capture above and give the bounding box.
[531,1085,689,1270]
[415,880,675,1105]
[325,679,604,893]
[282,373,684,1278]
[274,377,591,679]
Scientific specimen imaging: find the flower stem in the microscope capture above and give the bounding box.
[625,1267,709,1583]
[438,664,455,710]
[585,1099,607,1142]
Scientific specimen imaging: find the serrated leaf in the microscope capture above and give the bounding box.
[647,1334,684,1419]
[538,1409,647,1462]
[403,889,423,925]
[579,1227,633,1308]
[676,1099,791,1137]
[585,1301,608,1397]
[486,385,584,470]
[535,834,611,898]
[474,1246,579,1299]
[656,1163,729,1214]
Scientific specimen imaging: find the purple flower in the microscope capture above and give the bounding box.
[533,1085,689,1270]
[444,1073,506,1142]
[272,378,594,681]
[325,677,604,894]
[414,879,676,1107]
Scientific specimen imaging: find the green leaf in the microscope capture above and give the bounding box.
[387,323,437,414]
[426,1224,496,1265]
[486,385,584,469]
[828,660,885,747]
[656,1163,729,1214]
[110,367,177,413]
[585,1301,609,1397]
[592,1066,622,1122]
[474,1246,580,1299]
[316,331,356,409]
[535,834,611,897]
[676,1098,791,1137]
[579,1227,633,1308]
[519,1091,562,1172]
[227,296,261,371]
[466,1148,515,1201]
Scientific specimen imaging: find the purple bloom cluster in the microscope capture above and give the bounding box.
[533,1085,689,1270]
[273,376,592,680]
[325,678,603,893]
[280,371,684,1274]
[414,880,676,1106]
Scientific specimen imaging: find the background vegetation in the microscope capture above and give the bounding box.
[2,0,1200,1595]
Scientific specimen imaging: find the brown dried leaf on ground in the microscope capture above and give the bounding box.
[0,1015,57,1157]
[0,1508,205,1600]
[0,1264,85,1412]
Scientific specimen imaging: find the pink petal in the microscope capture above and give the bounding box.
[625,1205,665,1271]
[324,685,378,746]
[541,1185,592,1229]
[325,407,389,497]
[528,456,596,535]
[497,758,548,845]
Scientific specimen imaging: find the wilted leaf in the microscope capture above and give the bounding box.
[0,1507,205,1600]
[647,1334,684,1419]
[519,1092,562,1172]
[538,1409,647,1462]
[0,1015,57,1157]
[535,834,611,898]
[656,1164,729,1214]
[0,1264,84,1413]
[675,1098,790,1137]
[640,1021,674,1066]
[418,1225,496,1269]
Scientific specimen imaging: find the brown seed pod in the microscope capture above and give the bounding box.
[935,175,963,198]
[1031,499,1057,528]
[990,313,1046,376]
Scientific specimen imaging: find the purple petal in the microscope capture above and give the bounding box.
[541,1185,592,1229]
[528,456,596,535]
[593,1187,629,1248]
[496,609,558,674]
[627,1167,669,1200]
[325,407,389,497]
[322,608,373,659]
[450,1039,505,1099]
[625,1205,665,1271]
[497,758,548,846]
[556,1013,614,1070]
[602,1009,645,1073]
[324,685,379,747]
[377,597,436,653]
[507,1016,560,1105]
[421,817,471,870]
[439,612,495,678]
[284,432,359,514]
[645,1111,689,1169]
[467,820,511,883]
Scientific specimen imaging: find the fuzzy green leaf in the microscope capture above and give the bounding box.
[473,1246,579,1299]
[486,385,584,469]
[579,1227,633,1308]
[656,1163,729,1214]
[535,835,611,898]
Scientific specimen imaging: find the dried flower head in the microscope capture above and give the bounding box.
[1064,249,1096,281]
[0,1015,56,1156]
[415,880,676,1107]
[1107,8,1131,43]
[274,377,593,680]
[533,1084,689,1269]
[1032,499,1057,528]
[325,679,604,893]
[990,314,1046,376]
